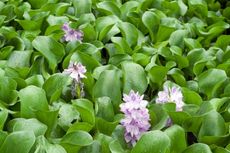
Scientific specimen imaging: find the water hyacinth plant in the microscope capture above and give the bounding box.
[63,62,87,98]
[120,90,150,146]
[62,22,83,42]
[156,85,184,111]
[0,0,230,152]
[63,62,87,83]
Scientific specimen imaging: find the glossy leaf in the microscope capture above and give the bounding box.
[93,70,122,112]
[132,130,171,153]
[197,69,227,99]
[19,85,49,118]
[121,61,148,94]
[32,36,65,72]
[0,131,35,153]
[72,99,95,125]
[182,143,212,153]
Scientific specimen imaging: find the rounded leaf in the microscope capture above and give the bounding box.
[131,130,170,153]
[121,61,148,94]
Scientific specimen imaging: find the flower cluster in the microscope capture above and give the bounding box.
[156,85,184,111]
[62,22,83,42]
[63,62,87,98]
[120,90,150,146]
[63,62,86,83]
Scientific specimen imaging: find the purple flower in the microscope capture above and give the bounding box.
[63,62,86,82]
[120,90,150,146]
[62,23,83,42]
[156,85,184,111]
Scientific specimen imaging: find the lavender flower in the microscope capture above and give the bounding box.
[156,85,184,111]
[63,62,86,83]
[63,62,86,82]
[62,23,83,42]
[63,62,87,98]
[120,90,150,146]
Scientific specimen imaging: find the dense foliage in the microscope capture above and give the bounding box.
[0,0,230,152]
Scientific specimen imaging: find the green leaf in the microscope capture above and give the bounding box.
[97,1,121,17]
[0,109,8,130]
[182,143,212,153]
[96,97,114,122]
[187,48,210,68]
[184,38,202,50]
[168,68,186,86]
[73,0,92,17]
[150,104,168,130]
[46,15,69,26]
[75,43,99,55]
[0,76,17,104]
[178,0,188,15]
[121,61,148,94]
[0,15,6,27]
[93,70,121,112]
[111,37,132,54]
[109,140,126,153]
[76,13,96,26]
[168,111,191,125]
[182,87,202,105]
[0,131,7,148]
[25,75,44,87]
[10,36,24,50]
[0,131,35,153]
[16,11,49,30]
[58,103,80,131]
[0,4,15,22]
[0,46,14,60]
[132,53,150,66]
[79,141,101,153]
[199,135,230,147]
[80,24,97,42]
[198,111,226,138]
[131,130,170,153]
[169,30,188,48]
[96,117,119,135]
[32,36,65,72]
[96,15,119,41]
[162,1,180,16]
[19,85,49,118]
[188,0,208,18]
[142,11,160,42]
[61,130,93,146]
[12,118,47,137]
[35,109,59,137]
[95,133,113,153]
[7,51,32,68]
[165,125,187,153]
[16,20,42,31]
[148,65,168,85]
[212,147,230,153]
[32,136,67,153]
[117,22,138,48]
[72,99,95,125]
[157,17,179,42]
[56,3,71,16]
[197,69,227,99]
[215,35,230,50]
[120,1,139,20]
[43,73,70,103]
[61,130,93,153]
[92,65,118,80]
[28,0,47,9]
[109,54,132,66]
[67,122,93,133]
